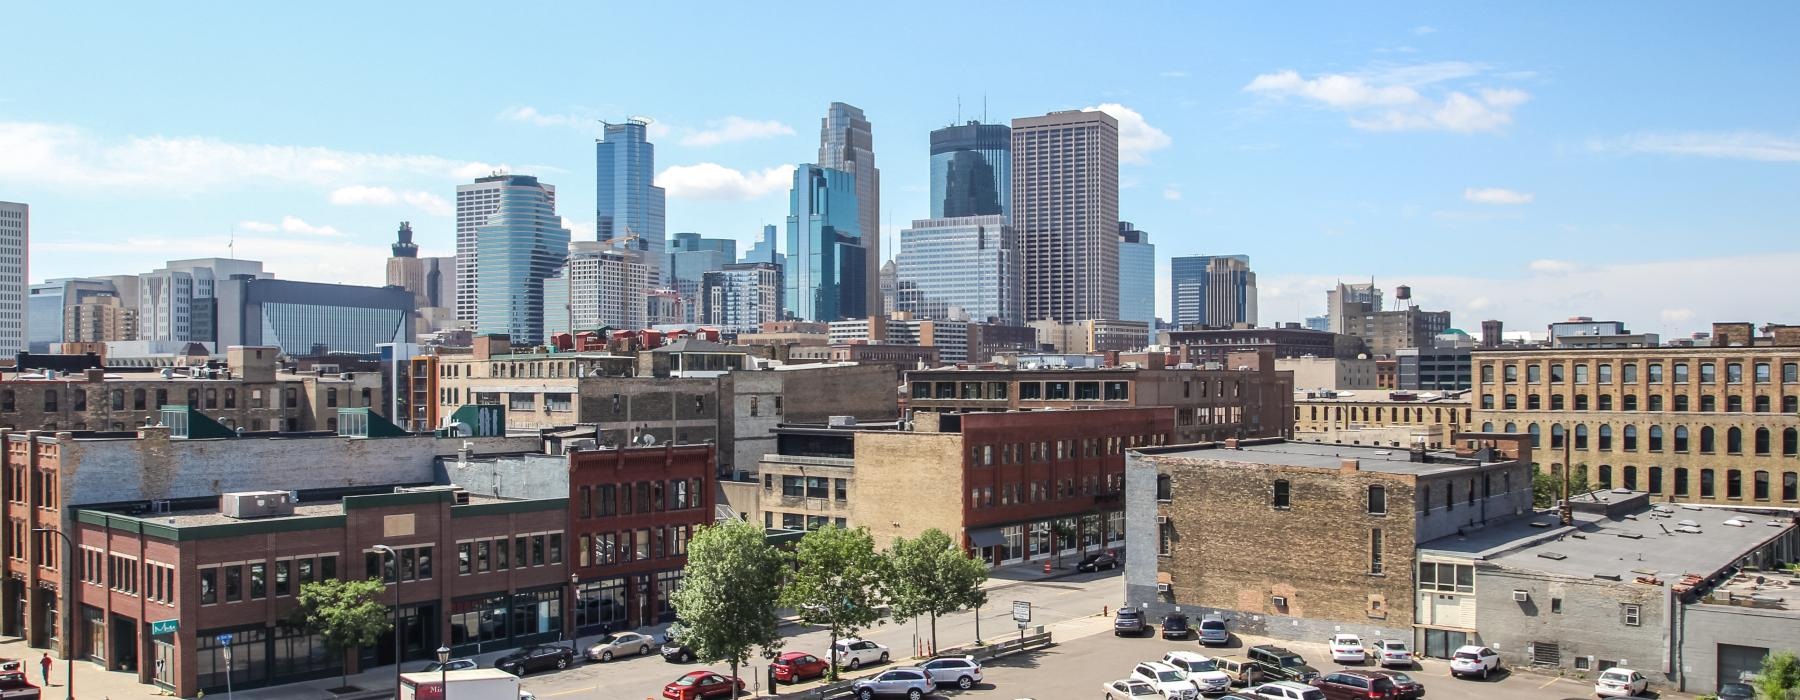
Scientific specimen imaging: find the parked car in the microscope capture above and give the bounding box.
[1717,682,1755,700]
[1247,645,1320,683]
[1163,612,1193,640]
[1249,681,1325,700]
[519,690,535,700]
[1132,661,1201,700]
[918,656,983,690]
[1199,615,1231,646]
[420,658,478,673]
[1310,671,1397,700]
[587,631,656,662]
[1368,671,1423,700]
[1447,646,1501,680]
[1162,651,1233,695]
[659,626,697,663]
[1328,635,1367,665]
[1078,552,1120,571]
[1105,679,1164,700]
[0,671,40,700]
[771,652,829,684]
[851,667,933,700]
[1373,640,1414,669]
[494,644,576,676]
[833,638,892,670]
[1594,669,1648,698]
[661,671,743,700]
[1212,656,1264,687]
[1115,608,1149,636]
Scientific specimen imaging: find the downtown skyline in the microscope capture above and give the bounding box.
[4,2,1798,335]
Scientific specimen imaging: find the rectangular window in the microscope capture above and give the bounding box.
[1158,521,1172,556]
[1272,480,1291,508]
[1621,604,1641,626]
[275,560,290,596]
[249,563,266,599]
[224,565,242,602]
[1369,529,1384,574]
[475,541,490,572]
[1367,485,1387,515]
[457,543,471,574]
[199,568,218,605]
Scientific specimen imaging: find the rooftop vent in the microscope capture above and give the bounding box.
[1616,532,1644,539]
[221,491,296,519]
[1529,521,1553,528]
[1677,525,1702,534]
[1537,552,1568,560]
[1722,518,1748,528]
[1678,519,1699,527]
[1681,504,1704,511]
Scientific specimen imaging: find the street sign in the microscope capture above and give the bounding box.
[150,619,178,635]
[1011,601,1031,624]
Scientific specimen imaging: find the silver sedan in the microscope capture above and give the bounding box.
[586,631,655,662]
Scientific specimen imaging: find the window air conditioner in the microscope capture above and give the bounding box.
[1158,583,1173,593]
[1156,515,1170,524]
[1513,590,1530,602]
[1271,595,1287,607]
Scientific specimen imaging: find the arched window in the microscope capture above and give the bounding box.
[1727,427,1742,454]
[1481,422,1494,432]
[155,389,168,408]
[1550,424,1564,448]
[1574,424,1589,450]
[1700,427,1716,453]
[1754,396,1770,412]
[1727,396,1743,412]
[1504,395,1519,410]
[225,389,236,408]
[1573,395,1587,411]
[1726,470,1743,499]
[1754,428,1770,455]
[1528,424,1542,447]
[1504,422,1517,433]
[1551,395,1565,411]
[1785,428,1798,456]
[1648,395,1663,411]
[1649,426,1663,451]
[1623,426,1637,451]
[132,389,146,410]
[1649,467,1663,494]
[1701,469,1717,498]
[1675,426,1690,452]
[1528,395,1542,410]
[205,388,217,409]
[1674,468,1691,496]
[1675,395,1690,411]
[1787,396,1799,413]
[1597,395,1612,411]
[1622,395,1637,411]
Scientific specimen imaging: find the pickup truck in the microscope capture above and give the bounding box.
[0,671,41,700]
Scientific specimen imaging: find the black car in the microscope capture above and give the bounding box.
[1161,612,1192,640]
[1077,552,1119,572]
[660,625,697,663]
[1717,683,1755,700]
[494,644,576,676]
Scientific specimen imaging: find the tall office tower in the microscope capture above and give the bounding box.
[27,278,126,351]
[386,221,458,335]
[740,224,784,266]
[596,118,668,284]
[542,242,649,337]
[818,102,880,314]
[1326,282,1383,334]
[930,121,1010,219]
[702,263,781,333]
[667,232,737,323]
[878,260,897,315]
[0,202,26,355]
[138,258,268,343]
[1117,222,1157,327]
[1011,110,1120,323]
[1169,255,1256,328]
[895,215,1020,324]
[784,164,866,321]
[459,174,569,343]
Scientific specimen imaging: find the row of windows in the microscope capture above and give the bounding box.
[363,545,434,583]
[456,533,563,574]
[200,555,339,605]
[1554,463,1800,502]
[910,380,1132,401]
[968,434,1166,466]
[1478,421,1800,457]
[1484,393,1799,413]
[1484,361,1800,385]
[972,473,1123,509]
[1301,405,1469,425]
[575,525,690,567]
[576,479,705,517]
[2,467,55,508]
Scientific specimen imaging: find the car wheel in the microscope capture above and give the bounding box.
[850,658,862,670]
[1480,667,1489,680]
[640,645,650,656]
[879,652,890,663]
[958,675,975,689]
[858,689,874,700]
[601,650,614,661]
[556,657,569,670]
[682,651,695,663]
[907,689,923,700]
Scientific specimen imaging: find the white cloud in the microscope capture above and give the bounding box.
[236,216,343,238]
[1589,131,1800,162]
[0,121,500,193]
[497,106,591,129]
[656,163,795,201]
[1082,103,1172,164]
[1661,308,1695,323]
[328,185,453,216]
[1466,296,1492,311]
[1413,25,1437,35]
[1527,259,1579,274]
[1463,187,1535,205]
[237,220,278,233]
[1162,185,1183,201]
[453,162,514,180]
[562,217,594,240]
[679,117,795,147]
[1244,63,1529,133]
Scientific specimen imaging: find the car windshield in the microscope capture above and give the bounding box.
[1383,642,1404,650]
[1157,671,1185,682]
[1119,610,1141,618]
[598,634,621,644]
[1337,637,1359,645]
[1280,657,1305,667]
[1721,684,1753,695]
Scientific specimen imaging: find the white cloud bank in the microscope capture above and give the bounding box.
[1588,131,1800,162]
[1463,187,1535,205]
[656,163,795,200]
[680,117,795,147]
[1083,103,1172,163]
[1243,62,1529,133]
[329,185,453,216]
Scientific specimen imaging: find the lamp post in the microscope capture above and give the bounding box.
[372,545,400,698]
[436,646,450,700]
[31,528,75,700]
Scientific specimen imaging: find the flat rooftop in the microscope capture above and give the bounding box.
[1420,500,1795,584]
[152,492,518,528]
[1149,440,1501,476]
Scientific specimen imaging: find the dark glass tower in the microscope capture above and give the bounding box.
[930,121,1011,219]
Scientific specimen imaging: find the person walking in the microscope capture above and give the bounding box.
[38,653,51,686]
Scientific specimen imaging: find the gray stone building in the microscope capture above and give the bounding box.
[716,363,898,478]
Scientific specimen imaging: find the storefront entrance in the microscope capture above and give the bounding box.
[109,615,138,672]
[364,603,438,667]
[1421,628,1469,659]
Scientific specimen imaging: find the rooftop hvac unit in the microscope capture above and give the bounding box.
[221,491,295,519]
[1512,590,1530,602]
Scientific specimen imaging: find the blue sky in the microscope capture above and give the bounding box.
[5,2,1797,335]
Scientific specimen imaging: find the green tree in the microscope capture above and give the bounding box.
[669,519,786,699]
[883,529,988,651]
[1754,650,1800,700]
[1048,520,1079,569]
[780,525,885,680]
[292,578,391,689]
[1532,468,1591,508]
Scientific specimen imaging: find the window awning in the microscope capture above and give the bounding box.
[968,527,1006,548]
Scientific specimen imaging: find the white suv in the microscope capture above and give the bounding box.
[1448,645,1501,679]
[1162,651,1233,695]
[834,639,892,670]
[1132,662,1200,700]
[918,656,982,690]
[1250,681,1324,700]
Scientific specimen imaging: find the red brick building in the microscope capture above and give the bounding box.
[566,444,714,634]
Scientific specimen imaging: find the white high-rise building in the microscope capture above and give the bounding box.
[1012,110,1120,323]
[702,263,780,334]
[894,215,1020,325]
[542,242,649,337]
[137,258,268,344]
[0,202,25,355]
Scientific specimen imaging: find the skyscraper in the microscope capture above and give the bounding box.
[28,278,127,351]
[596,118,668,283]
[702,263,781,333]
[895,215,1020,324]
[542,242,649,336]
[1012,110,1120,323]
[930,121,1010,219]
[1170,255,1256,328]
[1117,222,1156,327]
[386,221,457,335]
[138,258,268,343]
[667,233,736,323]
[0,202,26,355]
[460,174,569,343]
[818,103,880,314]
[1326,282,1383,334]
[740,224,783,267]
[784,164,865,322]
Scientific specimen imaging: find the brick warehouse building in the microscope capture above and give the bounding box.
[72,486,567,697]
[1123,435,1533,647]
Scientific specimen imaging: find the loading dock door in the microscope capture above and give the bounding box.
[1718,644,1768,689]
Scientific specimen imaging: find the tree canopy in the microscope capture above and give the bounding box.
[669,519,786,698]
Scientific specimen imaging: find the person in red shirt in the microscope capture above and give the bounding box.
[38,654,50,686]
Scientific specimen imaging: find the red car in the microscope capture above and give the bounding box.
[662,671,744,700]
[772,652,829,683]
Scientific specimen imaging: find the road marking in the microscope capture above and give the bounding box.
[1539,676,1566,689]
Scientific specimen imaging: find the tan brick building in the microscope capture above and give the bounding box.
[1124,436,1533,643]
[1294,391,1471,448]
[1471,322,1800,505]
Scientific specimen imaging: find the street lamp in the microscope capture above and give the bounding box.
[372,544,400,698]
[32,528,75,700]
[436,646,450,700]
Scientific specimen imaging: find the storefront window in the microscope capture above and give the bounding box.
[195,627,269,691]
[450,595,509,647]
[511,589,563,641]
[574,578,628,633]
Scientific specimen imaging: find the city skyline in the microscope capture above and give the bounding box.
[4,3,1798,335]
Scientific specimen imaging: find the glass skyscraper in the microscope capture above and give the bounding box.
[929,121,1010,219]
[1117,222,1157,327]
[818,103,880,318]
[1170,254,1256,329]
[214,278,413,355]
[784,164,865,322]
[464,174,570,343]
[895,215,1019,325]
[596,119,667,284]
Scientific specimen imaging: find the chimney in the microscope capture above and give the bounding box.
[1223,438,1240,449]
[1340,459,1361,472]
[84,368,105,383]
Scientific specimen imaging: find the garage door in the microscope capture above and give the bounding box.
[1718,643,1768,688]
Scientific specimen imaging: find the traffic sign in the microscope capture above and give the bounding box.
[1011,600,1031,624]
[150,619,178,635]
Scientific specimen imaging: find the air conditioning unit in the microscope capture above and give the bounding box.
[1157,583,1173,593]
[1156,515,1170,524]
[1271,595,1288,608]
[1513,590,1530,602]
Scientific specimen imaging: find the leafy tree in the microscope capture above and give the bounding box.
[1754,650,1799,700]
[669,519,786,699]
[1532,468,1591,508]
[780,525,885,680]
[882,529,988,651]
[292,578,391,689]
[1048,520,1079,569]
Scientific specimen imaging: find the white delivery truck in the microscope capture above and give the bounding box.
[400,668,522,700]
